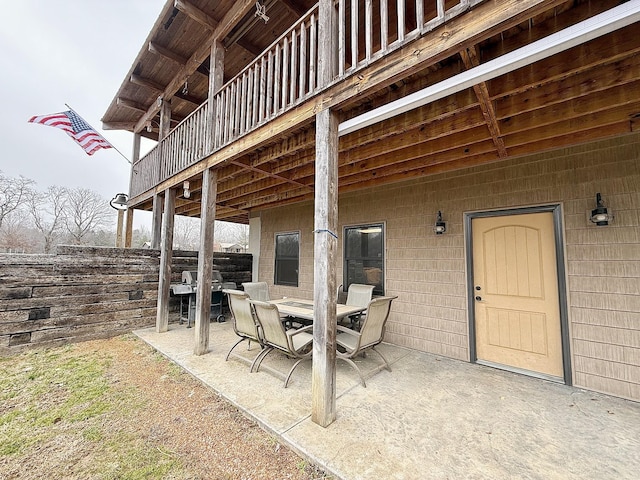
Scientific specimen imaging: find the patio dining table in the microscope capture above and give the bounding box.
[269,297,366,322]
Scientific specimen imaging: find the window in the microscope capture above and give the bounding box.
[343,223,384,295]
[274,232,299,286]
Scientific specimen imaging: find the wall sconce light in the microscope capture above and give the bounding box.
[183,181,190,199]
[156,96,163,108]
[434,210,446,234]
[145,121,153,133]
[590,193,611,226]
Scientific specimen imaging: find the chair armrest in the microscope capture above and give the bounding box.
[337,325,359,336]
[287,324,314,338]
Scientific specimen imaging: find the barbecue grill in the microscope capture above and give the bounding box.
[170,270,236,327]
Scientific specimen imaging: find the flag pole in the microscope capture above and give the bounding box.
[64,103,132,165]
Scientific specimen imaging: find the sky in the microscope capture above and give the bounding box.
[0,0,165,228]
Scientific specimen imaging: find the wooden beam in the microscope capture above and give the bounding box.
[130,74,165,92]
[174,0,218,30]
[151,193,163,249]
[148,41,188,65]
[156,189,176,333]
[117,98,148,113]
[173,91,204,107]
[228,159,314,191]
[339,2,640,135]
[194,168,217,355]
[135,0,256,134]
[278,0,307,16]
[312,0,338,429]
[460,46,508,158]
[102,121,136,130]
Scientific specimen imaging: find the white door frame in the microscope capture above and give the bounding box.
[465,204,572,384]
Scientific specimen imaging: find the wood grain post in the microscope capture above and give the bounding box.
[194,168,218,355]
[115,210,125,247]
[208,40,225,152]
[156,188,176,333]
[124,208,134,248]
[151,193,164,249]
[125,132,141,249]
[312,107,339,427]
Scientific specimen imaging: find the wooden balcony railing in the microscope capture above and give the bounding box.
[130,0,481,199]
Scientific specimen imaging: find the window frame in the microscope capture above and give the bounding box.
[342,222,385,295]
[274,231,300,287]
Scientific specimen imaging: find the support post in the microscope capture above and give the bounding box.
[151,193,164,249]
[124,208,134,248]
[159,98,172,139]
[312,107,339,427]
[156,188,176,333]
[208,40,225,152]
[125,132,141,249]
[115,210,125,247]
[194,168,218,355]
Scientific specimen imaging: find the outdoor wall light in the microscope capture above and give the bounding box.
[183,181,191,199]
[590,193,612,226]
[434,211,446,234]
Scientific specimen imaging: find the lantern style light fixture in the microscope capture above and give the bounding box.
[434,210,446,234]
[183,181,191,199]
[590,193,611,226]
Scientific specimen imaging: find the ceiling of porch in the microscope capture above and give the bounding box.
[116,0,640,224]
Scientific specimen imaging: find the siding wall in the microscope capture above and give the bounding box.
[258,132,640,402]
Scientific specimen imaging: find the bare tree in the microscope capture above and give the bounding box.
[62,188,113,245]
[174,216,200,250]
[27,185,67,253]
[0,171,35,229]
[215,221,249,247]
[0,212,35,253]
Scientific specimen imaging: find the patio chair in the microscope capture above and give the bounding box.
[248,299,314,387]
[223,289,264,371]
[242,281,299,327]
[336,295,397,387]
[344,283,375,329]
[241,281,271,301]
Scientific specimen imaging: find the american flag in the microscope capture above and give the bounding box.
[28,110,112,156]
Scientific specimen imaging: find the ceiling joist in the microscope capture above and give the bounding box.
[134,0,256,134]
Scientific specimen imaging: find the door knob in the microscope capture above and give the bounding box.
[475,296,482,301]
[475,286,481,291]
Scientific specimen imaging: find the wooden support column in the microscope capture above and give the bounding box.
[194,167,218,355]
[125,132,141,248]
[208,40,225,151]
[311,0,338,428]
[156,188,176,333]
[151,193,164,249]
[124,208,134,248]
[312,108,339,427]
[159,98,172,139]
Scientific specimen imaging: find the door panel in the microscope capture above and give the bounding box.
[473,212,563,378]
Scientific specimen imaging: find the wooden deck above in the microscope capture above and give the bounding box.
[103,0,640,224]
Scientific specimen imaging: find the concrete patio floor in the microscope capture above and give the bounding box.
[134,322,640,480]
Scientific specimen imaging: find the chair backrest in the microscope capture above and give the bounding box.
[346,283,375,307]
[224,289,259,340]
[242,282,271,301]
[248,300,289,351]
[359,296,397,348]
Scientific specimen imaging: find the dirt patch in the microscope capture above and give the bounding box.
[0,335,329,479]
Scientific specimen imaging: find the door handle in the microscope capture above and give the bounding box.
[475,296,482,301]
